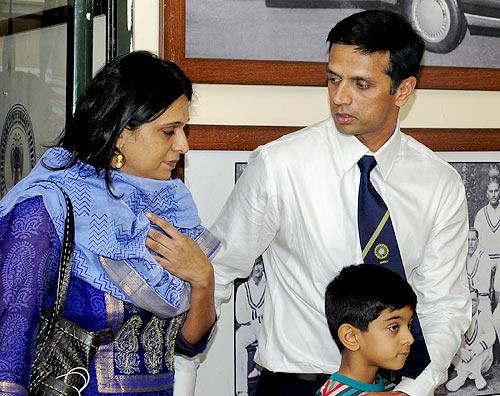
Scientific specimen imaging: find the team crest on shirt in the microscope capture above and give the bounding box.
[374,243,389,260]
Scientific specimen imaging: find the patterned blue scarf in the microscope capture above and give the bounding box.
[0,147,219,317]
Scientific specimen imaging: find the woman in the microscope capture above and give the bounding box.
[0,51,217,395]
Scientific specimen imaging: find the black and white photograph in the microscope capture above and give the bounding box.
[436,162,500,396]
[186,0,500,68]
[233,162,267,396]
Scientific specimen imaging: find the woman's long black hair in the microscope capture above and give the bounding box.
[52,50,193,191]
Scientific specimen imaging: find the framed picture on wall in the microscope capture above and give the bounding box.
[184,143,500,396]
[233,162,266,396]
[161,0,500,89]
[435,154,500,395]
[230,155,500,396]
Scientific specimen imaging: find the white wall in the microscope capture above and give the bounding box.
[134,1,500,130]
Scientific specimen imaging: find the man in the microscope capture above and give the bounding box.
[446,289,495,392]
[211,10,470,396]
[475,179,500,296]
[467,227,494,311]
[235,258,266,396]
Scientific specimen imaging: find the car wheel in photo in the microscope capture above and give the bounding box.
[403,0,467,53]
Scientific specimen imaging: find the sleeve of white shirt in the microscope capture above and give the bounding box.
[395,174,471,396]
[173,354,199,396]
[210,147,280,307]
[174,148,279,396]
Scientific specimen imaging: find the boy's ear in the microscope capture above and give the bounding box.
[338,324,360,351]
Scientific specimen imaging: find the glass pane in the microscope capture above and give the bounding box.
[0,1,67,196]
[0,0,68,21]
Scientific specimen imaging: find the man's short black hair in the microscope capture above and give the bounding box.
[327,10,424,94]
[325,264,417,351]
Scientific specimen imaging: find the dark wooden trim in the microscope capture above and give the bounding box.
[161,0,500,90]
[0,6,68,37]
[186,125,500,152]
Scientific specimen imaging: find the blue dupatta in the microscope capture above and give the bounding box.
[0,147,220,318]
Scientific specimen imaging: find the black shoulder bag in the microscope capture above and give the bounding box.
[28,184,112,396]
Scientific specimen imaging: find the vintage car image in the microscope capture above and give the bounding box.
[264,0,500,53]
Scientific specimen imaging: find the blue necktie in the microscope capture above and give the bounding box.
[357,155,430,379]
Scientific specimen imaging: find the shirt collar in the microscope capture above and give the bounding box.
[336,120,402,180]
[330,372,385,392]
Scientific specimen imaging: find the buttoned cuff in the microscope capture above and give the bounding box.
[394,372,439,396]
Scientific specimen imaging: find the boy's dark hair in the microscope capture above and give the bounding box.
[325,264,417,351]
[52,50,193,192]
[327,10,424,94]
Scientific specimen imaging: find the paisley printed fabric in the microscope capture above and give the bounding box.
[0,147,220,316]
[0,197,208,395]
[0,196,60,390]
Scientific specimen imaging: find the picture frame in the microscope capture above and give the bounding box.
[161,0,500,90]
[184,150,500,396]
[184,125,500,152]
[434,154,500,396]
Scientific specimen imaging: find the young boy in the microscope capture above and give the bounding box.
[317,264,417,395]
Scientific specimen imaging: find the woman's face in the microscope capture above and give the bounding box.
[116,95,189,180]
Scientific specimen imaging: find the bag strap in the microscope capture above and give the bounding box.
[37,180,75,319]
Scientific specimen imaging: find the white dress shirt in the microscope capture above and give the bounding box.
[211,117,471,396]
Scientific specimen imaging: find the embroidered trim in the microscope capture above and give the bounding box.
[165,313,186,370]
[114,315,142,374]
[96,295,175,392]
[141,317,165,374]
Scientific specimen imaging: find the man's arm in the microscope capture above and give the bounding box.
[210,147,280,305]
[173,147,280,396]
[395,175,471,396]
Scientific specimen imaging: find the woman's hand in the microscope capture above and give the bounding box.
[145,212,213,290]
[145,212,216,345]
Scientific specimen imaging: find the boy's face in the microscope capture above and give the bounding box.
[357,305,414,371]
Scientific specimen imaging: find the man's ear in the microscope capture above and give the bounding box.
[338,323,360,352]
[394,76,417,108]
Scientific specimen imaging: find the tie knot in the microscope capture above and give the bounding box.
[357,155,377,175]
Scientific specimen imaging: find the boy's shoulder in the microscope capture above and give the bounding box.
[316,378,361,395]
[316,373,388,395]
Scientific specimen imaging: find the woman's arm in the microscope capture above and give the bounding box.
[145,212,215,344]
[0,196,60,393]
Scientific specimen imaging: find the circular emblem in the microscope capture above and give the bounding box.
[0,104,36,197]
[374,243,389,260]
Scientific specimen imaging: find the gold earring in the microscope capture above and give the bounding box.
[114,148,126,169]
